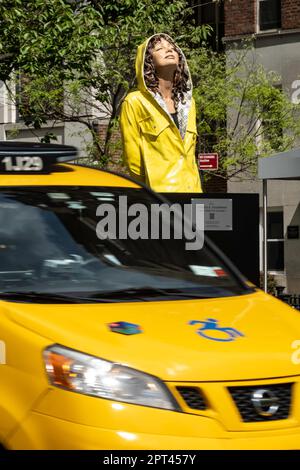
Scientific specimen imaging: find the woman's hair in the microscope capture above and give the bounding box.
[143,34,191,110]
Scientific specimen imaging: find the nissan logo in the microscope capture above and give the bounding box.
[251,389,280,417]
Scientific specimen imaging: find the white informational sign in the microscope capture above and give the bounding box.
[192,198,233,231]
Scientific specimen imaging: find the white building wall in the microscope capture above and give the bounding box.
[227,32,300,293]
[0,81,17,134]
[0,80,93,156]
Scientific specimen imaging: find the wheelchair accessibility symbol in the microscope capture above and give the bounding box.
[189,319,244,342]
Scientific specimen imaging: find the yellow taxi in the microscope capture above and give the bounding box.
[0,141,300,450]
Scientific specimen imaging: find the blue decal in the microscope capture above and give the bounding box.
[108,321,142,335]
[189,318,244,342]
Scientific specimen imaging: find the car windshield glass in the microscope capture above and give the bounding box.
[0,187,251,301]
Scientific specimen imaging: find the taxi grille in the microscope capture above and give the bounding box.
[176,386,206,410]
[229,383,293,422]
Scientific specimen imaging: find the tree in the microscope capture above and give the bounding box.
[0,0,106,80]
[0,0,208,163]
[1,1,299,177]
[190,42,300,180]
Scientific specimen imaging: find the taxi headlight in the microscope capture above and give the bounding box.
[43,345,179,411]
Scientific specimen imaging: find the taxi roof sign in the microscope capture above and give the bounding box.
[0,141,78,174]
[0,141,78,160]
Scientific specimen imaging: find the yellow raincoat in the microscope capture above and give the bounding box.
[120,34,202,193]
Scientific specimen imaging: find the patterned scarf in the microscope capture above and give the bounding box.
[150,89,192,140]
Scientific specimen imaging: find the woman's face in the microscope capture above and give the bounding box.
[151,38,179,71]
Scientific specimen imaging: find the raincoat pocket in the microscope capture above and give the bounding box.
[139,116,170,139]
[186,121,198,136]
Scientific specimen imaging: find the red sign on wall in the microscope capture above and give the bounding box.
[198,153,219,170]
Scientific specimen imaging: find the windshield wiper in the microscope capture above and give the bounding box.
[89,286,210,300]
[0,291,121,304]
[0,287,221,304]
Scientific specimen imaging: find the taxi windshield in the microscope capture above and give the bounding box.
[0,187,251,302]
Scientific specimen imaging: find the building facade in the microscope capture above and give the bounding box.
[224,0,300,293]
[0,80,92,156]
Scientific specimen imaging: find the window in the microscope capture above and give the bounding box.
[267,210,284,271]
[191,0,225,51]
[258,0,281,31]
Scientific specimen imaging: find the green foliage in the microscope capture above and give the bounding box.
[1,1,299,172]
[1,0,210,163]
[0,0,103,81]
[189,43,300,179]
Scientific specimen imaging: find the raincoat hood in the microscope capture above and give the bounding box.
[135,34,193,139]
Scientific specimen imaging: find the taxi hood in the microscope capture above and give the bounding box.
[3,291,300,382]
